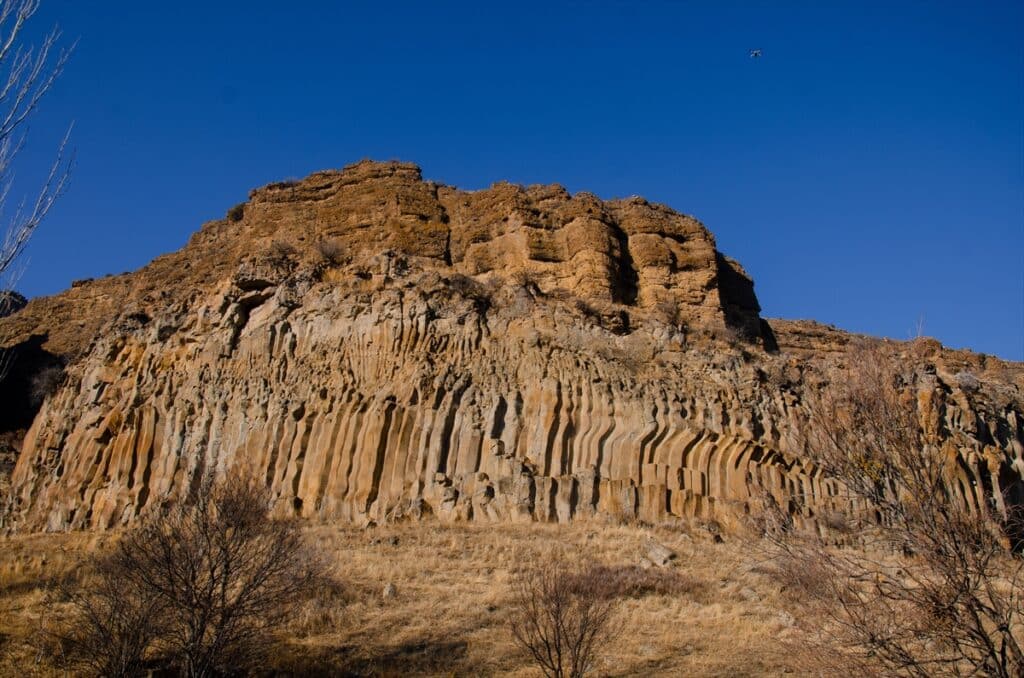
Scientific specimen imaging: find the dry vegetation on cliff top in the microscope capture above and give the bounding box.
[0,521,803,676]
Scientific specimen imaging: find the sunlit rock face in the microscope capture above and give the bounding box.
[1,161,1022,532]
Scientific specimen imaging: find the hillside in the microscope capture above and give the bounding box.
[0,160,1021,532]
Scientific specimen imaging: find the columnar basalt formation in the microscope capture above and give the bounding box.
[1,161,1022,532]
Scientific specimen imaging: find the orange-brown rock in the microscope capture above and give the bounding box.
[1,160,1021,532]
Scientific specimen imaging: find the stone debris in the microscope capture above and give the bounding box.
[644,538,676,567]
[739,587,760,602]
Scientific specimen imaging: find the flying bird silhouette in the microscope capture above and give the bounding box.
[749,49,762,58]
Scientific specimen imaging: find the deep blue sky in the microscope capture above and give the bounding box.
[11,1,1024,359]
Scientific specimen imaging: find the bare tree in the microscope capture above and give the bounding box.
[48,471,323,678]
[0,0,73,378]
[49,556,166,677]
[762,342,1024,676]
[509,554,619,678]
[122,472,322,677]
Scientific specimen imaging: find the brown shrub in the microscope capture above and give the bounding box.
[511,270,541,295]
[29,363,64,404]
[266,179,299,191]
[762,343,1024,677]
[48,471,324,677]
[448,273,494,312]
[315,238,344,265]
[573,298,601,322]
[268,239,297,262]
[225,203,245,222]
[508,554,619,678]
[653,298,681,327]
[47,561,164,677]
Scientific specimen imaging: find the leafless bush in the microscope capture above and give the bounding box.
[130,472,321,676]
[511,269,541,295]
[763,343,1024,676]
[758,362,788,390]
[571,298,602,323]
[268,239,297,262]
[225,203,244,222]
[29,362,63,403]
[48,560,165,677]
[448,273,494,312]
[49,471,323,677]
[315,237,344,265]
[653,298,680,327]
[613,333,658,374]
[0,289,24,318]
[508,554,619,678]
[265,178,299,191]
[713,323,754,346]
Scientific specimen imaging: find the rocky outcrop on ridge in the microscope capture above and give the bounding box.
[1,160,1022,532]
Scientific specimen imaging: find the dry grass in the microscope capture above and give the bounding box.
[1,521,804,676]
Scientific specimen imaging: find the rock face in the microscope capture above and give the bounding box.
[1,160,1022,532]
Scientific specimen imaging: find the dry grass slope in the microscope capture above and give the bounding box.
[1,521,802,677]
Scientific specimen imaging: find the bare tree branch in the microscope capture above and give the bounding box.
[0,0,74,383]
[43,469,325,677]
[509,552,619,678]
[759,342,1024,676]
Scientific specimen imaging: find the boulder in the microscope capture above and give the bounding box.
[644,538,676,567]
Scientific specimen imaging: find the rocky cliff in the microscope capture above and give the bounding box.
[1,160,1022,532]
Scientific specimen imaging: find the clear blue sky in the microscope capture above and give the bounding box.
[11,1,1024,360]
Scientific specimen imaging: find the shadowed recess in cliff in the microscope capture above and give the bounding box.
[715,253,762,342]
[0,336,64,433]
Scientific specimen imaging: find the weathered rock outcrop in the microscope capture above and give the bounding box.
[1,161,1022,532]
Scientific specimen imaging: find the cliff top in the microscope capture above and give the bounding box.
[0,160,1019,385]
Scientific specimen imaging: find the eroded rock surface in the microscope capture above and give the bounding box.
[1,161,1022,532]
